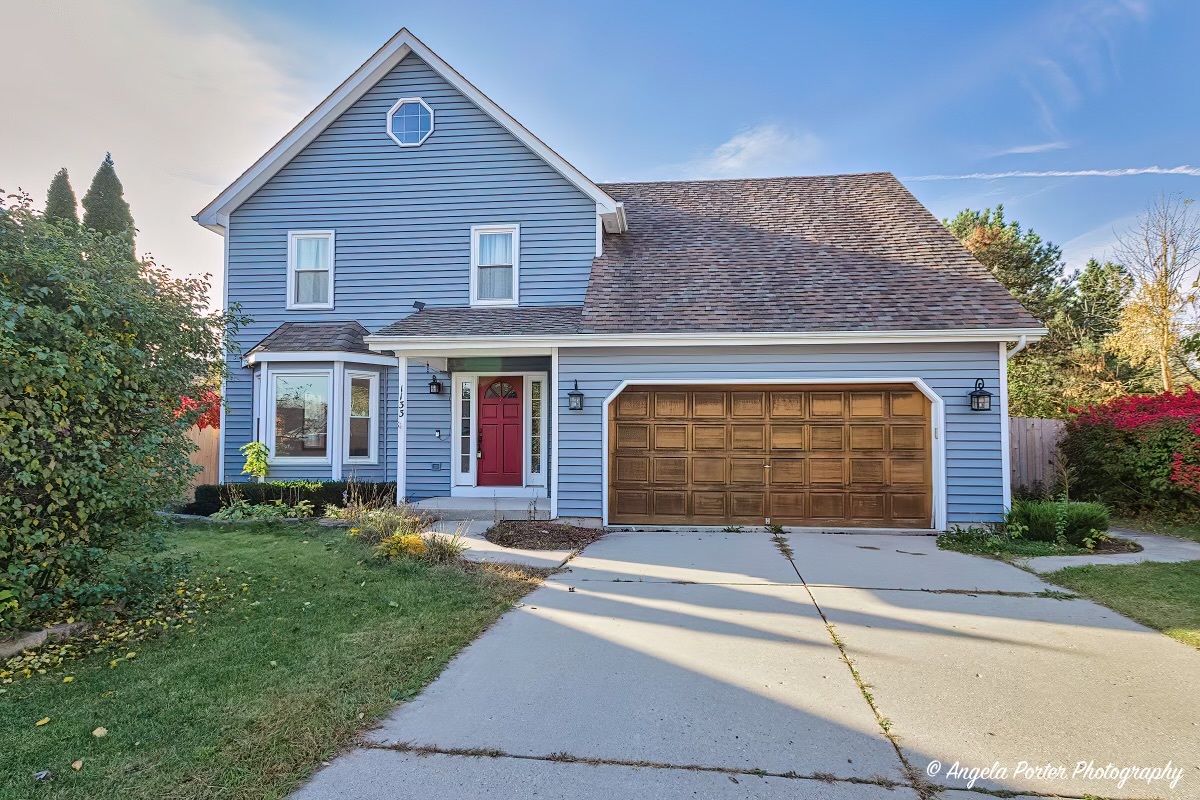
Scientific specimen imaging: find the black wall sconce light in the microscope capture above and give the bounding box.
[567,379,584,411]
[969,378,993,411]
[428,375,444,395]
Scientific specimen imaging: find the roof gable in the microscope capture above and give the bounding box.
[194,29,621,233]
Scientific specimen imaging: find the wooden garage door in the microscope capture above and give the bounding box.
[608,385,932,527]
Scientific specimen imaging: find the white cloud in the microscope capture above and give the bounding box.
[0,0,319,306]
[992,141,1069,156]
[682,124,823,179]
[905,165,1200,181]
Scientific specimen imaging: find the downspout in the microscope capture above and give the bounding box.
[1006,334,1028,361]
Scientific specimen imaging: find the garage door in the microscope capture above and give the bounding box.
[608,385,932,528]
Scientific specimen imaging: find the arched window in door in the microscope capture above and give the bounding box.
[484,380,518,399]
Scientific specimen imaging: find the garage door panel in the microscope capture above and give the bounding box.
[610,385,931,527]
[652,425,687,450]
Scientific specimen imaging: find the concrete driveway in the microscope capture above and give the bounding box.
[294,531,1200,800]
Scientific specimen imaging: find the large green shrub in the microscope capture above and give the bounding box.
[189,481,397,516]
[0,193,242,629]
[1060,388,1200,516]
[1006,499,1109,546]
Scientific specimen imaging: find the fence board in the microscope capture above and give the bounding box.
[185,425,220,498]
[1009,417,1064,491]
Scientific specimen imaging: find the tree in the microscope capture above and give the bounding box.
[1066,258,1131,340]
[81,152,135,250]
[43,168,78,226]
[1105,193,1200,391]
[0,192,243,629]
[945,205,1066,319]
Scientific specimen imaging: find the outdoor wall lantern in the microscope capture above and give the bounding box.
[567,379,585,411]
[428,375,444,395]
[969,378,993,412]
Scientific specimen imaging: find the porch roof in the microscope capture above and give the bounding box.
[373,305,582,337]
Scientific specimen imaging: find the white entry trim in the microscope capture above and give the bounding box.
[598,378,948,531]
[450,372,548,498]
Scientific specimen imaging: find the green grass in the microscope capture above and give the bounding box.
[1046,561,1200,650]
[1113,516,1200,544]
[0,521,543,799]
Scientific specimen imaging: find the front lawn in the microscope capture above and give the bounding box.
[1045,561,1200,650]
[0,521,544,799]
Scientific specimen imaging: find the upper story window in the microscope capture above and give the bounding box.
[287,230,334,310]
[470,224,519,306]
[387,97,434,147]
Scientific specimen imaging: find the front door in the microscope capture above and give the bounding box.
[478,377,523,486]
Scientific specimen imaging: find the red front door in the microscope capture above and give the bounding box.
[478,377,523,486]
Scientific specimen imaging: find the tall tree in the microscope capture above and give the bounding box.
[43,167,79,226]
[945,205,1066,319]
[1105,193,1200,391]
[81,152,135,251]
[1066,258,1131,341]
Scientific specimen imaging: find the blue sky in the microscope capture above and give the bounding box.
[3,0,1197,297]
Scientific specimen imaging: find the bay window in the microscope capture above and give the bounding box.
[270,372,331,461]
[345,371,378,463]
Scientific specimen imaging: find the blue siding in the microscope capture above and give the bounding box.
[404,361,453,500]
[222,52,597,479]
[555,343,1005,526]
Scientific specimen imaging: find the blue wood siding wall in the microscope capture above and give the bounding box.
[221,52,597,480]
[404,361,453,500]
[555,343,1006,525]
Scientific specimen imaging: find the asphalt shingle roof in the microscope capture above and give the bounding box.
[248,321,372,355]
[581,173,1042,334]
[373,305,582,337]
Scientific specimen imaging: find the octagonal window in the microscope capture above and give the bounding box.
[387,97,433,147]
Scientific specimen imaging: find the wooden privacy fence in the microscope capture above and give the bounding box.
[185,425,220,498]
[1009,417,1064,491]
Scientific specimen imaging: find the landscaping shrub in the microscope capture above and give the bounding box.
[0,193,241,630]
[1061,388,1200,516]
[1006,499,1110,546]
[189,481,396,517]
[376,533,428,560]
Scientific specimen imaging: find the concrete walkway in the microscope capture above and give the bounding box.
[293,531,1200,800]
[1019,528,1200,573]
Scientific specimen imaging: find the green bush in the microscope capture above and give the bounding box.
[1006,499,1109,546]
[0,194,240,630]
[189,481,397,517]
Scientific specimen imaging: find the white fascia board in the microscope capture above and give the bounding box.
[243,351,397,367]
[194,29,619,234]
[364,327,1049,354]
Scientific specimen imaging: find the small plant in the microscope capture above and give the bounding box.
[766,523,785,536]
[422,530,469,564]
[213,497,314,521]
[335,503,432,545]
[376,533,428,560]
[1007,499,1109,547]
[722,526,744,533]
[240,441,270,482]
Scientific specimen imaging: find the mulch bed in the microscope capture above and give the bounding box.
[1095,536,1143,554]
[484,520,606,550]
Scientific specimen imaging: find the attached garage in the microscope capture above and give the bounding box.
[607,384,934,528]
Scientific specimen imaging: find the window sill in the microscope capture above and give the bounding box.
[344,458,378,466]
[469,299,518,308]
[267,457,331,466]
[286,303,335,311]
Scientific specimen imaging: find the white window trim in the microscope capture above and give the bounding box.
[469,224,520,307]
[266,368,334,465]
[344,370,380,465]
[451,371,548,493]
[385,96,435,147]
[286,230,335,311]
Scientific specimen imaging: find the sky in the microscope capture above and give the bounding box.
[2,0,1198,306]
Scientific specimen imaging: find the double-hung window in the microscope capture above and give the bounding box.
[270,371,331,462]
[470,225,518,305]
[287,231,334,309]
[344,371,378,463]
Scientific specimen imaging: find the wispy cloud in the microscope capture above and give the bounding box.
[992,141,1069,156]
[682,124,823,178]
[905,165,1200,181]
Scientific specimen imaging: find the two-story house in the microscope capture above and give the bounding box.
[194,29,1045,530]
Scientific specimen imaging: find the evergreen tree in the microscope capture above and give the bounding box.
[81,152,135,252]
[43,168,79,226]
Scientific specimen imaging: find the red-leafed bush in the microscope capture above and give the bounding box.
[178,389,221,430]
[1061,388,1200,515]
